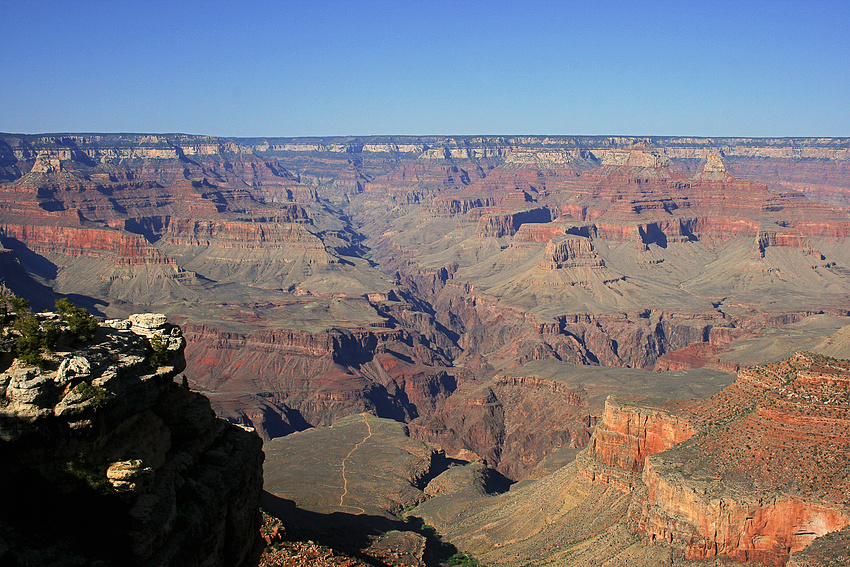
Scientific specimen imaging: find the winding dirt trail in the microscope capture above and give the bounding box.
[338,414,373,511]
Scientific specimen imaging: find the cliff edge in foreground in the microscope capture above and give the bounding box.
[0,311,264,566]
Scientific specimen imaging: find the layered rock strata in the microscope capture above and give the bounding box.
[407,361,734,479]
[583,352,850,565]
[1,132,850,487]
[412,353,849,567]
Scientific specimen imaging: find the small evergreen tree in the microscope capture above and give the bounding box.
[55,298,99,343]
[12,300,58,368]
[8,296,30,314]
[149,334,170,367]
[0,283,10,330]
[14,311,46,366]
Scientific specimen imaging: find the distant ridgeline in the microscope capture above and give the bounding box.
[2,132,848,176]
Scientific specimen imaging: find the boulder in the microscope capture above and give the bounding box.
[129,313,168,330]
[55,355,91,385]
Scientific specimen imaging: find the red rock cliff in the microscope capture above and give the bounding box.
[581,353,850,565]
[586,396,695,472]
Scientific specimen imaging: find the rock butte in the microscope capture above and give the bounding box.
[2,133,850,565]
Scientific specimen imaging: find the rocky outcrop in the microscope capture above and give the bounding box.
[0,224,175,266]
[632,452,849,565]
[2,132,850,521]
[420,353,848,566]
[182,320,457,433]
[430,281,726,369]
[474,207,552,238]
[586,396,695,472]
[164,216,315,248]
[787,525,850,567]
[601,146,671,169]
[652,341,740,372]
[578,352,850,566]
[407,361,737,480]
[0,313,263,566]
[432,196,495,216]
[538,235,605,269]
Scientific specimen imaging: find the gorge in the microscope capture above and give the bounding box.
[1,133,850,566]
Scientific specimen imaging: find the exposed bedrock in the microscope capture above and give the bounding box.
[539,235,605,269]
[787,525,850,566]
[432,196,496,216]
[163,216,315,247]
[726,156,850,205]
[474,206,552,238]
[181,323,458,436]
[0,223,174,266]
[2,136,850,558]
[407,373,595,479]
[423,278,724,369]
[576,352,850,566]
[631,453,850,565]
[0,314,263,566]
[586,396,695,472]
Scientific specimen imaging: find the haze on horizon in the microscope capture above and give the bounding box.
[1,0,848,138]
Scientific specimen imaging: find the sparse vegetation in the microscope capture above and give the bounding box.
[65,453,113,495]
[55,297,99,343]
[11,300,58,368]
[75,381,108,407]
[401,517,490,567]
[394,503,418,520]
[0,296,99,366]
[149,333,170,366]
[447,552,489,567]
[0,283,12,331]
[0,296,98,368]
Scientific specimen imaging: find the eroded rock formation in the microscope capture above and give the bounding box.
[411,352,850,566]
[3,133,849,564]
[585,352,850,565]
[0,312,263,566]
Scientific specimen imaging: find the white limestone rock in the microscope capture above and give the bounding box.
[55,355,91,385]
[6,365,51,406]
[105,318,132,330]
[129,313,167,331]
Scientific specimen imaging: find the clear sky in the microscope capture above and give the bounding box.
[1,0,848,137]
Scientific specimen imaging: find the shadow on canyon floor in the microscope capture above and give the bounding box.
[261,491,463,567]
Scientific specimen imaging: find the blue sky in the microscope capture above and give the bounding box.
[1,0,847,137]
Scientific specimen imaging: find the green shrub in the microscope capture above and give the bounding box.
[2,295,29,334]
[8,296,30,314]
[448,553,488,567]
[55,298,99,343]
[65,453,113,495]
[53,297,74,315]
[149,334,170,367]
[75,381,108,407]
[13,310,53,367]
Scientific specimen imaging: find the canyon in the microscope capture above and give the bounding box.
[1,133,850,565]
